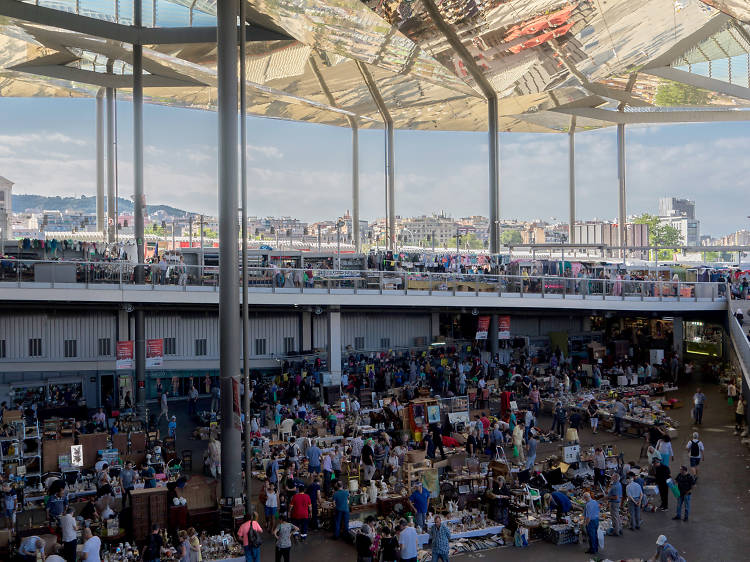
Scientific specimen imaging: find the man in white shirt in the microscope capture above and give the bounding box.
[60,507,78,562]
[398,518,418,562]
[81,527,102,562]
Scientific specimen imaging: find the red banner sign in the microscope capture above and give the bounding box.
[498,315,511,340]
[475,316,489,340]
[116,341,134,370]
[146,338,164,367]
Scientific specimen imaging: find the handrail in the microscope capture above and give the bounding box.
[728,308,750,390]
[0,259,728,302]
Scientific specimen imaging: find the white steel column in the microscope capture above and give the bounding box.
[568,116,576,244]
[617,123,627,259]
[352,124,361,253]
[217,0,242,503]
[96,89,105,233]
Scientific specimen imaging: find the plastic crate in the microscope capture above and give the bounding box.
[544,525,579,545]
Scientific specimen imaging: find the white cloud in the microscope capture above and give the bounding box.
[0,132,86,148]
[246,145,283,160]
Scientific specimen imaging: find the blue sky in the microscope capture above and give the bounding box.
[1,97,749,237]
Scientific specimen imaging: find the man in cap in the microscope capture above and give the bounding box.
[168,415,177,438]
[652,534,686,561]
[408,481,430,531]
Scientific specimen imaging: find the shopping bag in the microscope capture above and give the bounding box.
[667,478,681,498]
[513,445,519,457]
[729,396,734,406]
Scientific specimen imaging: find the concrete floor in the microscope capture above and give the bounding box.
[163,375,750,561]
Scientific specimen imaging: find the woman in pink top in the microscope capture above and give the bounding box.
[237,511,264,562]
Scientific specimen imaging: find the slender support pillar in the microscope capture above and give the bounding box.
[568,116,576,244]
[617,123,627,260]
[328,308,342,375]
[352,124,361,253]
[386,120,395,251]
[488,96,500,254]
[217,0,242,503]
[96,90,105,233]
[133,5,147,419]
[357,61,395,250]
[105,65,116,243]
[489,314,499,356]
[239,0,253,514]
[200,214,205,268]
[308,57,362,253]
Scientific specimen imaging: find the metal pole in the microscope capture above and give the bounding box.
[356,62,395,251]
[217,0,242,504]
[106,60,116,244]
[352,124,361,254]
[96,90,105,233]
[488,95,500,254]
[337,223,341,269]
[200,214,205,268]
[617,123,627,262]
[456,227,460,255]
[386,121,395,252]
[171,220,175,251]
[317,225,321,251]
[568,116,576,244]
[239,0,253,514]
[133,4,147,419]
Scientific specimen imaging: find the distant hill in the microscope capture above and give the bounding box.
[11,194,191,217]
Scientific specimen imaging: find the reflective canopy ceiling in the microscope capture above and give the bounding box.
[1,0,750,132]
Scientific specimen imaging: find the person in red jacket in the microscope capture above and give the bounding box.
[289,485,311,539]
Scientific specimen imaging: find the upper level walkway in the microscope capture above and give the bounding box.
[0,260,729,312]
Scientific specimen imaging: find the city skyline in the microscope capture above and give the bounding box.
[2,98,750,238]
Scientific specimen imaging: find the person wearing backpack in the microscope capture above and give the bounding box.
[685,432,704,476]
[237,511,263,562]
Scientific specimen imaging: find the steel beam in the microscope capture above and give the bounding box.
[133,3,147,420]
[568,115,576,244]
[552,106,750,124]
[421,0,499,253]
[357,62,395,250]
[95,89,105,233]
[617,123,627,259]
[9,65,205,88]
[0,1,290,44]
[217,0,242,503]
[239,0,253,515]
[352,124,361,253]
[308,57,361,253]
[105,62,116,244]
[642,66,750,102]
[488,96,500,254]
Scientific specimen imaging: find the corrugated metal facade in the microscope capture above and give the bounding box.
[341,313,431,351]
[142,312,300,358]
[0,310,583,363]
[0,312,116,361]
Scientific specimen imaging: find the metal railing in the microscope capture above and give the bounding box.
[728,308,750,391]
[0,259,728,302]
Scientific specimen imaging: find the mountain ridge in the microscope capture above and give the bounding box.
[11,194,192,217]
